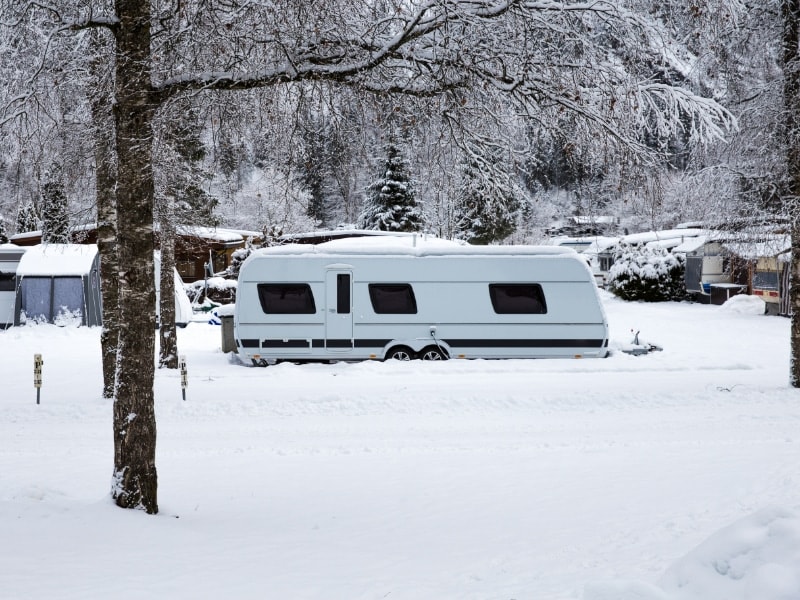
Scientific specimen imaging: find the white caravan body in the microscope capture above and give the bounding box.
[234,237,609,363]
[0,245,27,329]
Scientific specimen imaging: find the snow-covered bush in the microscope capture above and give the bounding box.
[185,276,238,306]
[607,242,686,302]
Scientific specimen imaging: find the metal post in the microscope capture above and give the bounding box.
[34,354,43,405]
[179,355,187,401]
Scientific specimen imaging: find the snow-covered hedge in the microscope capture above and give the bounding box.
[607,242,686,302]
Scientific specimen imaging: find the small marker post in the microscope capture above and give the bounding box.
[179,355,187,401]
[33,354,43,405]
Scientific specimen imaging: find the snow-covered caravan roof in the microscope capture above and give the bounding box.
[16,244,98,276]
[618,228,707,247]
[0,244,27,263]
[275,229,432,246]
[250,234,577,259]
[672,235,708,253]
[582,236,620,257]
[721,235,791,261]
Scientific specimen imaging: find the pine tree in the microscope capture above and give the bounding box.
[359,140,423,232]
[299,114,330,226]
[0,217,8,244]
[16,201,41,234]
[40,165,70,243]
[454,145,519,245]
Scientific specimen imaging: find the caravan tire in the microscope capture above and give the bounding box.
[386,347,414,361]
[419,346,447,361]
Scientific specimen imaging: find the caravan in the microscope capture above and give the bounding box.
[0,245,27,329]
[234,237,609,364]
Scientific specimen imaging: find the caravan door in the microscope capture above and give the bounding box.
[325,270,353,352]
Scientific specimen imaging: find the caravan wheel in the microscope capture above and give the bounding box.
[386,347,414,361]
[419,346,447,361]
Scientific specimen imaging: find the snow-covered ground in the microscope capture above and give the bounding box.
[1,291,799,600]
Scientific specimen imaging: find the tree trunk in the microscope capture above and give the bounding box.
[111,0,159,513]
[89,30,119,399]
[784,0,800,386]
[158,198,179,369]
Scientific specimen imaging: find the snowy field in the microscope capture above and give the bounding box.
[1,291,799,600]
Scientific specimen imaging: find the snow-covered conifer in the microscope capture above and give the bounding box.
[40,165,70,244]
[15,202,40,235]
[359,141,423,232]
[453,144,520,245]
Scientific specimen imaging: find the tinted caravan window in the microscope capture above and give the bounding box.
[489,284,547,314]
[257,283,316,314]
[0,272,14,292]
[337,273,350,314]
[368,284,417,314]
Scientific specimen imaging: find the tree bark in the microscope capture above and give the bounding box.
[111,0,158,513]
[158,198,179,369]
[784,0,800,386]
[89,29,119,399]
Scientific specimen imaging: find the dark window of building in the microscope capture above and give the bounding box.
[368,283,417,314]
[337,274,350,314]
[257,283,316,314]
[489,284,547,314]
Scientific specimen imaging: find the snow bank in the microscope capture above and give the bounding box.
[720,294,766,315]
[585,507,800,600]
[659,506,800,600]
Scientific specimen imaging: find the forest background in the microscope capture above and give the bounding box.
[0,1,784,247]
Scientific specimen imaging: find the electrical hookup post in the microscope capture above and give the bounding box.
[179,355,187,401]
[33,353,43,404]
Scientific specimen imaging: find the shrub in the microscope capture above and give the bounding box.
[607,242,686,302]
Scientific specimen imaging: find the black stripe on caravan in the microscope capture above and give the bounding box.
[312,339,361,348]
[444,338,605,348]
[261,339,311,349]
[243,338,605,350]
[354,339,391,348]
[316,339,389,348]
[325,339,354,348]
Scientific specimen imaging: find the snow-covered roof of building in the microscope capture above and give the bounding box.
[9,230,42,244]
[16,244,98,276]
[175,225,259,244]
